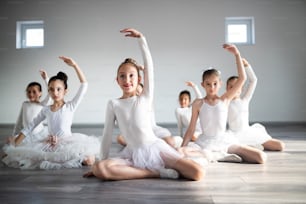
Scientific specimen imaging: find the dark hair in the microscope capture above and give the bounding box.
[226,76,238,86]
[179,90,191,101]
[48,71,68,89]
[117,58,141,77]
[26,82,42,92]
[202,68,221,82]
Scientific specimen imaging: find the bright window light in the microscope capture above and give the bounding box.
[16,20,44,49]
[225,17,255,45]
[25,28,44,47]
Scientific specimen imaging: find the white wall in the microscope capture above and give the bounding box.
[0,0,305,124]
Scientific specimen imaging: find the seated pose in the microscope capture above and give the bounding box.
[226,58,285,151]
[175,81,202,141]
[181,44,267,164]
[83,28,205,181]
[11,70,51,144]
[3,56,100,169]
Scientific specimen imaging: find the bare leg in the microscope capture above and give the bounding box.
[191,134,198,142]
[262,139,285,151]
[117,135,127,146]
[228,144,267,164]
[84,159,159,180]
[162,154,205,181]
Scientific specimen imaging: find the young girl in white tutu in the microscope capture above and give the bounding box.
[12,70,51,145]
[175,81,203,141]
[3,56,100,169]
[83,28,205,181]
[226,58,285,151]
[181,44,267,164]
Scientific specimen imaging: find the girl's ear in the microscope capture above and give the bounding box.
[64,89,68,95]
[201,81,205,88]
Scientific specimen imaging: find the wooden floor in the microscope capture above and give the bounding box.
[0,123,306,204]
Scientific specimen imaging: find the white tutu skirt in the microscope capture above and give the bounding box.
[2,133,101,170]
[195,132,239,152]
[229,123,272,145]
[116,139,182,172]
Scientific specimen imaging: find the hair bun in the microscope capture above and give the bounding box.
[57,71,68,82]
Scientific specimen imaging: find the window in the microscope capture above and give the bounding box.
[16,20,44,49]
[225,17,255,45]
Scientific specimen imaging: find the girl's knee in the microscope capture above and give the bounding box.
[193,166,205,181]
[257,151,267,164]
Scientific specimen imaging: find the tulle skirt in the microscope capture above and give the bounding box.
[195,132,239,152]
[115,139,183,172]
[2,133,101,170]
[229,123,272,145]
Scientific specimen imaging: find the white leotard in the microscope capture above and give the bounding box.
[13,78,51,142]
[228,65,271,145]
[100,36,181,171]
[3,83,100,169]
[196,100,238,152]
[175,85,202,137]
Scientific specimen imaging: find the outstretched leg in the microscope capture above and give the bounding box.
[83,159,158,180]
[228,144,267,164]
[162,154,205,181]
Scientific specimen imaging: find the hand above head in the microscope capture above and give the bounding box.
[120,28,143,38]
[241,58,250,67]
[39,69,48,80]
[59,56,78,67]
[223,44,240,56]
[185,81,195,87]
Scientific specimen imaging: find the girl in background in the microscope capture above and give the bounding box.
[181,44,267,164]
[175,81,202,141]
[3,56,100,169]
[11,70,51,144]
[226,58,285,151]
[84,28,204,181]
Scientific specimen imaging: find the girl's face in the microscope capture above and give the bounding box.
[201,75,222,96]
[26,85,42,103]
[226,78,241,99]
[116,64,140,97]
[48,80,67,102]
[179,94,190,108]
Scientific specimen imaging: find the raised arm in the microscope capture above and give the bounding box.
[241,58,257,101]
[39,69,51,106]
[221,44,246,102]
[59,56,87,83]
[186,81,203,99]
[120,28,154,99]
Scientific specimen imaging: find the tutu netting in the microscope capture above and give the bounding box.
[195,132,239,152]
[118,139,182,171]
[2,133,101,170]
[229,123,272,145]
